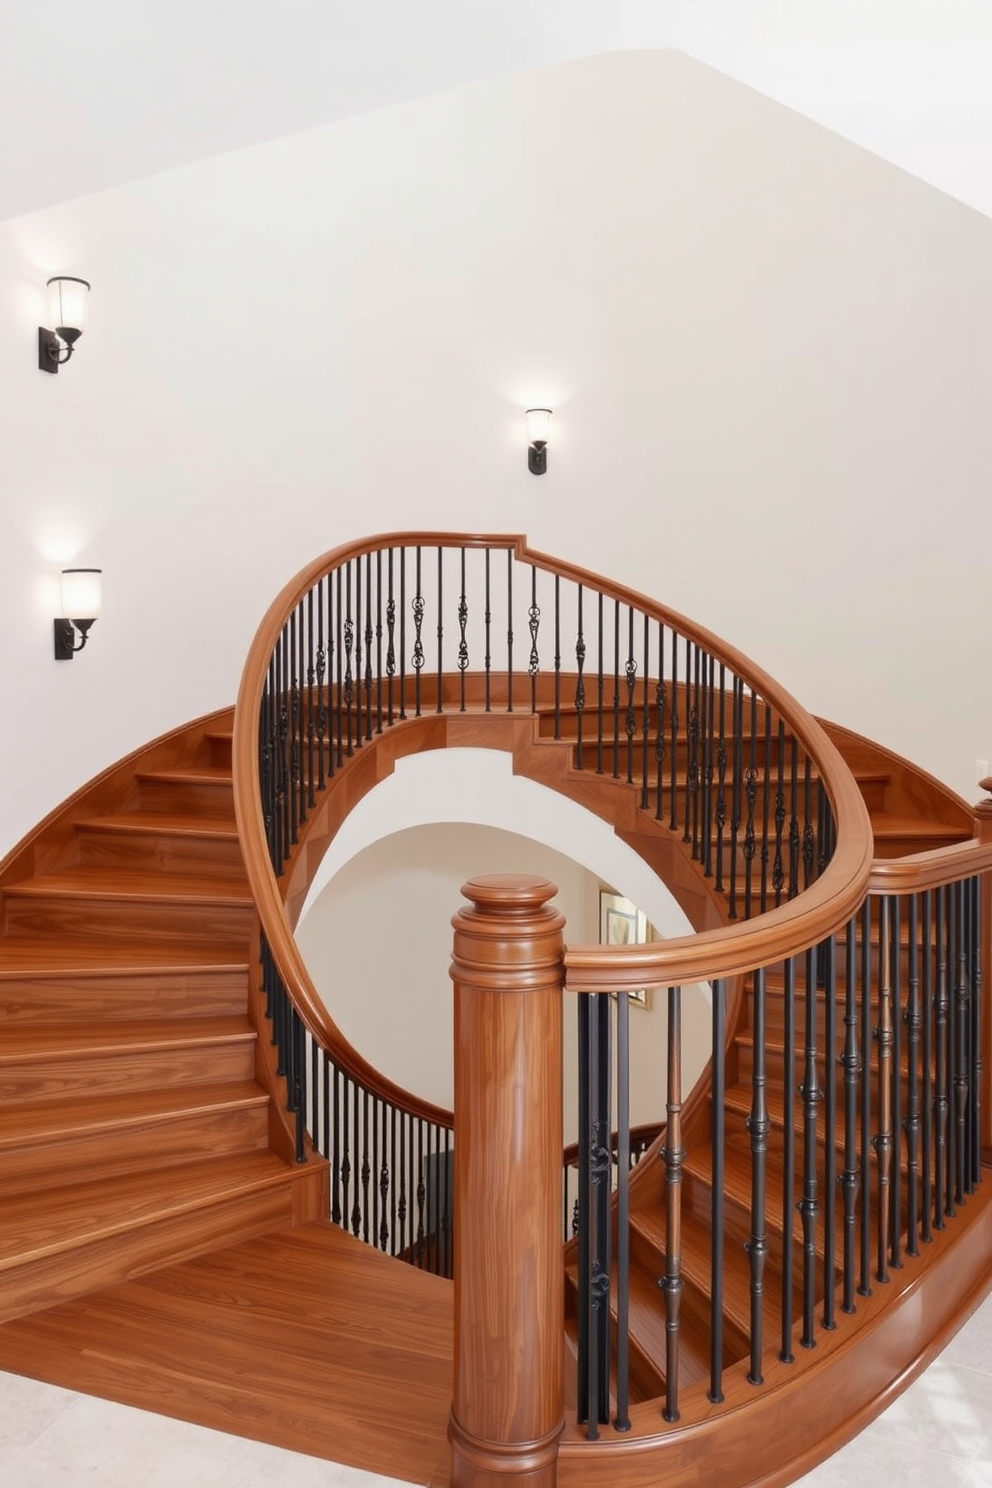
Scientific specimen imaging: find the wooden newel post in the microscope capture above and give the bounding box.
[449,875,565,1488]
[975,784,992,1165]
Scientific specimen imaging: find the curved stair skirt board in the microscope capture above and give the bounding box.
[557,1181,992,1488]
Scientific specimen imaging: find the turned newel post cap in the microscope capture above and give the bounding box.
[458,873,559,915]
[980,777,992,799]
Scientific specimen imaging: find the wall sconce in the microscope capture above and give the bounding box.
[38,276,91,374]
[525,408,552,475]
[55,568,102,660]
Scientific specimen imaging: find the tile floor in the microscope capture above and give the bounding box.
[2,1291,991,1487]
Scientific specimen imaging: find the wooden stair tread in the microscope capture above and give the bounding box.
[80,813,239,839]
[2,867,251,904]
[0,1151,296,1266]
[870,813,971,841]
[0,1017,255,1063]
[136,767,233,784]
[0,1081,268,1149]
[0,936,248,976]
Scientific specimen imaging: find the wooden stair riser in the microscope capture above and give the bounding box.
[204,732,234,771]
[626,1219,752,1366]
[0,968,250,1025]
[1,1100,270,1198]
[136,775,235,817]
[76,825,245,879]
[3,892,253,945]
[0,1034,256,1104]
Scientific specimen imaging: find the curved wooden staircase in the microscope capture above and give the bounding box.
[1,533,989,1488]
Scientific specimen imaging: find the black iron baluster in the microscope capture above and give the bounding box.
[787,736,800,900]
[341,1071,351,1235]
[905,893,921,1257]
[364,551,375,739]
[934,885,949,1228]
[334,568,344,764]
[458,547,469,712]
[709,978,726,1403]
[969,875,982,1191]
[529,565,541,716]
[305,588,316,809]
[388,1107,397,1254]
[553,575,561,738]
[379,1105,390,1251]
[615,988,631,1432]
[506,550,514,713]
[840,916,860,1314]
[412,547,425,717]
[654,624,667,823]
[729,677,743,920]
[802,755,815,891]
[610,600,620,779]
[715,667,727,893]
[890,898,903,1273]
[746,967,768,1382]
[399,547,407,722]
[288,609,301,845]
[484,548,492,713]
[331,1063,342,1225]
[416,1120,426,1267]
[316,578,328,788]
[685,641,698,851]
[575,585,586,771]
[436,547,444,716]
[874,896,894,1281]
[624,606,636,786]
[858,900,873,1296]
[799,947,821,1346]
[596,593,605,775]
[821,936,837,1331]
[761,707,773,914]
[921,889,934,1242]
[772,719,786,908]
[344,562,355,755]
[953,880,969,1206]
[354,557,363,748]
[661,985,684,1420]
[361,1090,371,1243]
[385,548,396,727]
[371,1096,379,1251]
[640,614,650,809]
[578,992,611,1434]
[743,696,757,920]
[702,653,714,878]
[397,1111,407,1257]
[669,633,679,833]
[780,955,796,1361]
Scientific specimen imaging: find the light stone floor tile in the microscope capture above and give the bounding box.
[3,1285,992,1487]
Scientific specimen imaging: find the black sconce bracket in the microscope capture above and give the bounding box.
[54,618,94,660]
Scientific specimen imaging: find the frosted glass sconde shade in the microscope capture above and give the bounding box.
[39,276,91,373]
[55,568,102,660]
[525,408,552,475]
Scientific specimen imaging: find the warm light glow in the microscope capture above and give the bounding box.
[525,407,552,446]
[47,276,90,340]
[61,568,102,622]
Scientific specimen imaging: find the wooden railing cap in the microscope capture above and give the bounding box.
[460,874,559,914]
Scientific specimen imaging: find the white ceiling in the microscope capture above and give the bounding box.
[2,0,990,223]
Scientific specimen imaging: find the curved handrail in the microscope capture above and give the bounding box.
[866,837,992,894]
[234,532,873,1063]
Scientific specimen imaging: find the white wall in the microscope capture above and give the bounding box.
[2,49,990,861]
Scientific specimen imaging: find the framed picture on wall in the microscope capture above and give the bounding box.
[598,888,653,1009]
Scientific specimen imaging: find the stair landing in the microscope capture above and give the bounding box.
[0,1220,454,1487]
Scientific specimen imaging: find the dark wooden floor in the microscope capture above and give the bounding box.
[0,1220,454,1485]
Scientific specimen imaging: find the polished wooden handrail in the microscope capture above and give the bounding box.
[866,837,992,894]
[234,532,873,1071]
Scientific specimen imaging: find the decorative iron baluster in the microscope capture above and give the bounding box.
[761,707,773,913]
[289,610,301,845]
[596,594,605,776]
[528,564,540,715]
[416,1121,426,1266]
[640,614,650,810]
[802,756,815,890]
[412,547,425,717]
[331,1063,342,1226]
[702,653,714,878]
[341,1073,352,1235]
[553,575,562,738]
[799,947,821,1345]
[398,547,407,722]
[787,736,800,899]
[354,558,363,746]
[344,563,355,753]
[315,578,328,788]
[729,678,743,919]
[610,599,620,779]
[654,629,667,823]
[661,985,684,1420]
[458,547,469,711]
[685,644,698,849]
[968,875,982,1191]
[709,978,726,1403]
[890,897,903,1273]
[578,991,611,1435]
[385,548,396,725]
[668,635,679,832]
[305,589,316,809]
[840,916,860,1313]
[745,968,768,1382]
[361,1091,371,1244]
[375,550,383,734]
[873,896,894,1280]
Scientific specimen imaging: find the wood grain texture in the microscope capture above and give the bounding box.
[0,1221,454,1486]
[450,876,565,1488]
